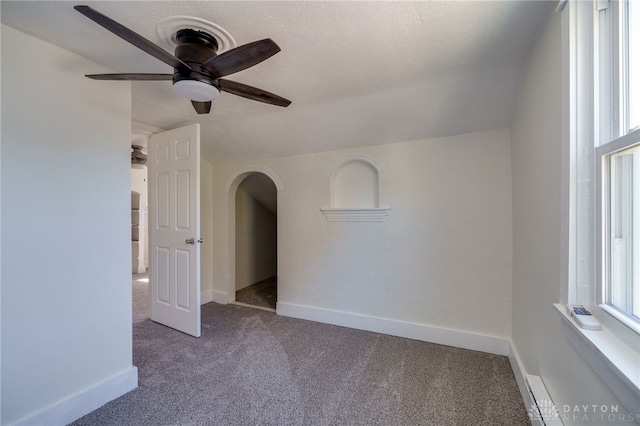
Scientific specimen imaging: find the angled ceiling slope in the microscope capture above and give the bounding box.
[1,1,554,164]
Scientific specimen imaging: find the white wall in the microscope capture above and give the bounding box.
[235,186,277,290]
[211,129,513,351]
[510,10,626,421]
[1,25,136,424]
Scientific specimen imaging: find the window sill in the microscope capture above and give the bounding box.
[554,304,640,416]
[320,207,390,222]
[598,304,640,336]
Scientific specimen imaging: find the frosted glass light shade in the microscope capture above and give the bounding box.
[173,80,220,102]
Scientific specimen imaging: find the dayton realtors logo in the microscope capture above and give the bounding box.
[562,404,638,423]
[528,401,639,423]
[527,399,560,422]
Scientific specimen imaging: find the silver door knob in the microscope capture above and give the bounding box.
[185,238,195,245]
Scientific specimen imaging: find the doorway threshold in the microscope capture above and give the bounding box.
[230,301,276,313]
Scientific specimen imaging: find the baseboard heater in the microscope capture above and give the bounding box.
[526,374,563,425]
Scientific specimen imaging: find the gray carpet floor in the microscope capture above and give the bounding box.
[71,276,529,426]
[235,277,277,310]
[132,272,150,323]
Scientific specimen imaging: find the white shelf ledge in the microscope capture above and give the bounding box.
[320,207,390,222]
[554,304,640,417]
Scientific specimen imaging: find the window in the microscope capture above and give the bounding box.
[629,1,640,129]
[599,139,640,327]
[596,0,640,332]
[559,0,640,412]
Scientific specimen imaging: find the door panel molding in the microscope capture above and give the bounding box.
[148,124,201,337]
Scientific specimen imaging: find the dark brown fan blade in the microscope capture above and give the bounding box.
[219,79,291,107]
[74,5,191,73]
[202,39,280,78]
[86,73,173,81]
[191,101,212,114]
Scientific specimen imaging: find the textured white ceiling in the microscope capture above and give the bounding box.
[1,1,553,164]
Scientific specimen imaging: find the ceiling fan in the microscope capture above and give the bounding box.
[74,5,291,114]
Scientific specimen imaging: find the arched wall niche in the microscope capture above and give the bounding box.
[322,154,390,222]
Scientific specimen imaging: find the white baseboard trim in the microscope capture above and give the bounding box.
[201,289,213,305]
[211,290,228,304]
[276,302,509,355]
[508,342,536,415]
[508,343,564,425]
[12,366,138,426]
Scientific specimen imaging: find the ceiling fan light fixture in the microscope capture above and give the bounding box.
[173,79,220,102]
[75,6,291,113]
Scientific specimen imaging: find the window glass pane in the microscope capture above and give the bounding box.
[607,143,640,318]
[629,0,639,131]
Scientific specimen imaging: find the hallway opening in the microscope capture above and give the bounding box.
[233,172,278,310]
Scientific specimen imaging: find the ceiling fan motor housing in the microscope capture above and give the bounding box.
[173,29,221,90]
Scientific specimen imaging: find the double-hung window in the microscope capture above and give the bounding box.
[560,0,640,415]
[596,0,640,333]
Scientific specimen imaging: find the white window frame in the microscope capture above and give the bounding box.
[596,131,640,334]
[558,0,640,417]
[594,0,640,334]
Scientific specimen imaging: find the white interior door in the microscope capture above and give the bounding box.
[148,124,201,337]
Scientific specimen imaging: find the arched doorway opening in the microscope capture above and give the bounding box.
[233,172,278,310]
